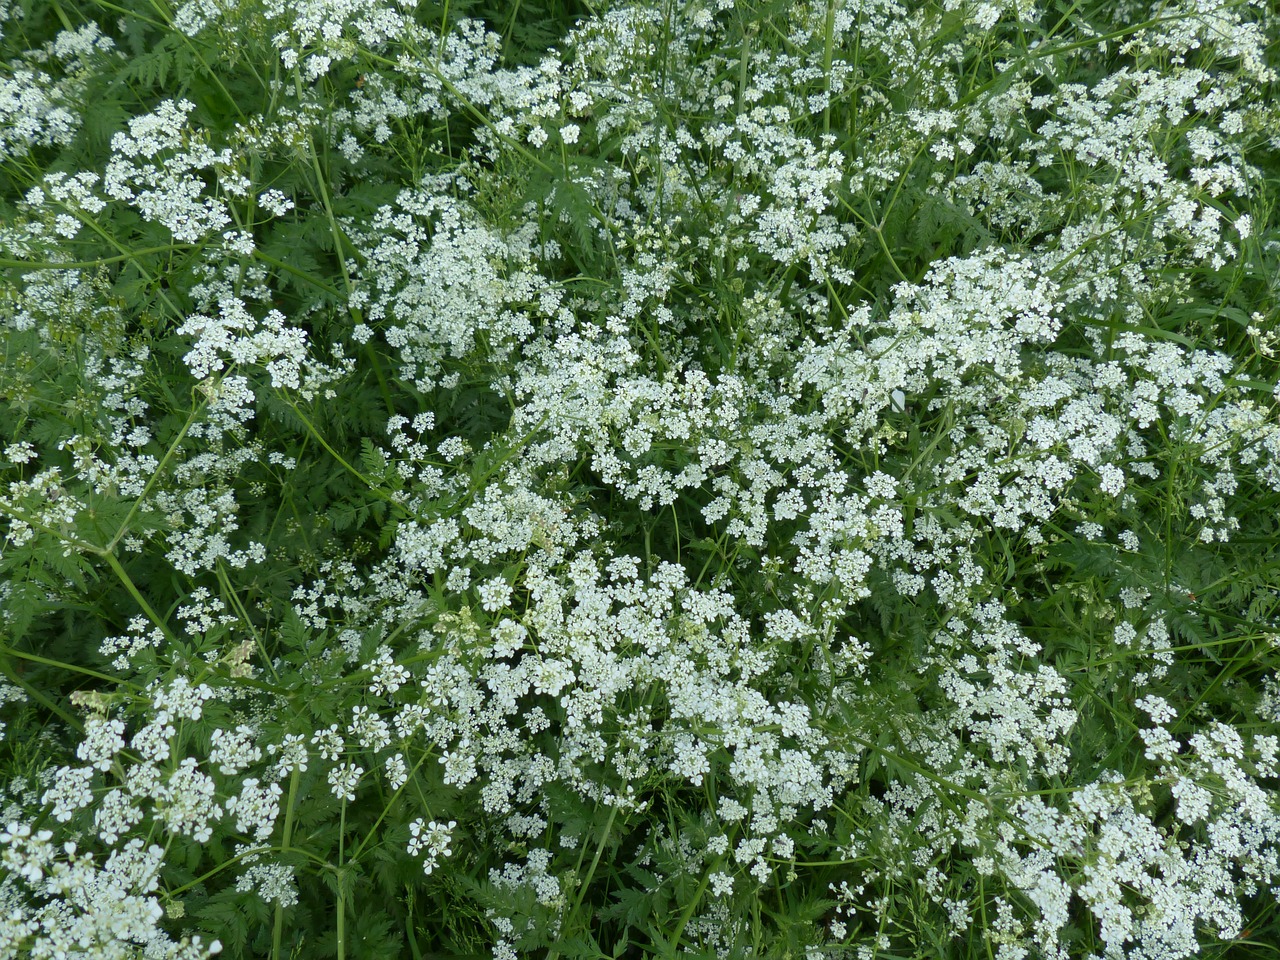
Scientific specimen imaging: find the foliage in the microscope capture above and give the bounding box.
[2,0,1280,958]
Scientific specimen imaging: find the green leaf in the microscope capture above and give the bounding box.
[330,500,357,532]
[278,606,312,652]
[360,438,388,478]
[116,35,180,90]
[195,893,251,954]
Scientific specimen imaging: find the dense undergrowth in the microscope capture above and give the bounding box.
[2,0,1280,958]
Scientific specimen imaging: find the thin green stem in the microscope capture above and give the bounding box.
[337,798,348,960]
[361,49,557,179]
[103,551,179,645]
[0,651,83,732]
[666,859,715,958]
[293,66,365,325]
[104,390,205,555]
[143,0,248,123]
[215,563,280,683]
[347,747,435,865]
[821,0,835,135]
[249,251,342,298]
[0,644,130,687]
[547,804,621,960]
[283,397,380,493]
[272,766,301,960]
[0,247,192,271]
[166,845,272,897]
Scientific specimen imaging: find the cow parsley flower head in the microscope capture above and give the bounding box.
[407,818,457,874]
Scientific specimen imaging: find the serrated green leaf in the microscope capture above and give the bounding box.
[278,605,312,651]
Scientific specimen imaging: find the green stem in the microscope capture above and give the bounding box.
[547,804,620,960]
[104,551,178,645]
[61,204,185,323]
[272,766,301,960]
[104,391,204,554]
[347,747,434,865]
[361,49,557,179]
[0,246,191,271]
[284,398,381,493]
[293,69,365,326]
[50,0,75,31]
[84,0,168,28]
[873,224,910,283]
[0,502,101,554]
[666,860,715,959]
[822,0,835,135]
[250,250,342,298]
[215,562,280,683]
[0,651,83,732]
[838,729,987,803]
[166,845,271,897]
[337,798,348,960]
[144,0,247,123]
[0,644,130,687]
[435,0,451,62]
[364,343,396,417]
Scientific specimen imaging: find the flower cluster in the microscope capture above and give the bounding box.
[2,0,1279,957]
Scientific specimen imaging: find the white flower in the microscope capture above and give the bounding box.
[159,759,221,843]
[328,763,363,802]
[93,788,143,845]
[477,576,513,612]
[4,441,37,465]
[348,705,392,751]
[407,818,457,874]
[311,724,344,761]
[267,733,310,776]
[226,779,283,841]
[210,725,263,775]
[151,677,213,722]
[258,188,295,217]
[236,862,299,908]
[1135,695,1177,725]
[385,753,408,790]
[77,717,126,772]
[42,766,94,822]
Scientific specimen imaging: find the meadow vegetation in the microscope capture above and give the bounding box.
[2,0,1280,957]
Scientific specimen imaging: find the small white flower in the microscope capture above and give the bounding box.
[258,188,294,217]
[210,725,262,775]
[77,717,127,772]
[237,862,299,908]
[407,818,457,874]
[477,576,513,612]
[385,753,408,791]
[43,766,94,822]
[328,763,363,803]
[311,724,344,762]
[3,441,37,465]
